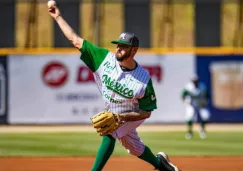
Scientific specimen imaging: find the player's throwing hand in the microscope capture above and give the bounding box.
[47,0,60,19]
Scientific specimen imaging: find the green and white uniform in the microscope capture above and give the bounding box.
[80,40,157,156]
[181,81,210,122]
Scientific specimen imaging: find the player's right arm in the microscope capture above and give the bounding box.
[47,1,109,72]
[181,88,188,101]
[48,1,83,50]
[181,86,192,104]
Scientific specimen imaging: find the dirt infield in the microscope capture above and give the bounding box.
[1,156,243,171]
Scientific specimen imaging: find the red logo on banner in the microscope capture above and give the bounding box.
[143,65,162,82]
[77,66,95,82]
[42,61,68,87]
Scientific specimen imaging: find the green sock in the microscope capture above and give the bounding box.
[92,135,116,171]
[138,146,161,168]
[200,121,206,131]
[187,121,193,134]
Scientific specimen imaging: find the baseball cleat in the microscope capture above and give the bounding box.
[156,152,180,171]
[199,130,207,139]
[185,132,192,140]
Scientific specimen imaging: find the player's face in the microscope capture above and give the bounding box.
[115,44,133,62]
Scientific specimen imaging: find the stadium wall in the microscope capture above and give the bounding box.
[1,48,243,124]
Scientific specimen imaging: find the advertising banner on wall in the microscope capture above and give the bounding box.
[8,53,194,124]
[0,56,7,124]
[196,55,243,122]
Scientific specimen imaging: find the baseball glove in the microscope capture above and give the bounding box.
[90,111,121,136]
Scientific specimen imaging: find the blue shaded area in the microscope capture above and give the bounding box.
[196,55,243,123]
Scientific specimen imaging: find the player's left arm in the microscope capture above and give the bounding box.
[205,84,210,101]
[202,82,210,106]
[119,78,156,122]
[119,110,151,122]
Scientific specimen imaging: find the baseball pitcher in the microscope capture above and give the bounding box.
[48,1,180,171]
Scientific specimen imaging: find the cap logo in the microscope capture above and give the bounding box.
[119,33,126,40]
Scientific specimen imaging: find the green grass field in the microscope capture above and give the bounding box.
[0,131,242,157]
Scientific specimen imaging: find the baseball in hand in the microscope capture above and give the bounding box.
[47,0,56,8]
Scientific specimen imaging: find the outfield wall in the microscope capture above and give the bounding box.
[1,49,243,124]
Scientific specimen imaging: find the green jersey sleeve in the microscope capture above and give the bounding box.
[138,79,157,111]
[80,40,109,72]
[181,89,189,99]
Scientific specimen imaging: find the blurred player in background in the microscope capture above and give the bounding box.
[47,1,180,171]
[181,75,210,139]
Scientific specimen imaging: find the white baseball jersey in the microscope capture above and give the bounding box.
[181,81,210,121]
[80,40,157,156]
[80,40,157,114]
[182,81,208,108]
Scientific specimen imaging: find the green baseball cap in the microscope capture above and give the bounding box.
[111,32,139,47]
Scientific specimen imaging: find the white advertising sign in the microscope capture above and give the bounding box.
[9,54,104,124]
[9,53,194,124]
